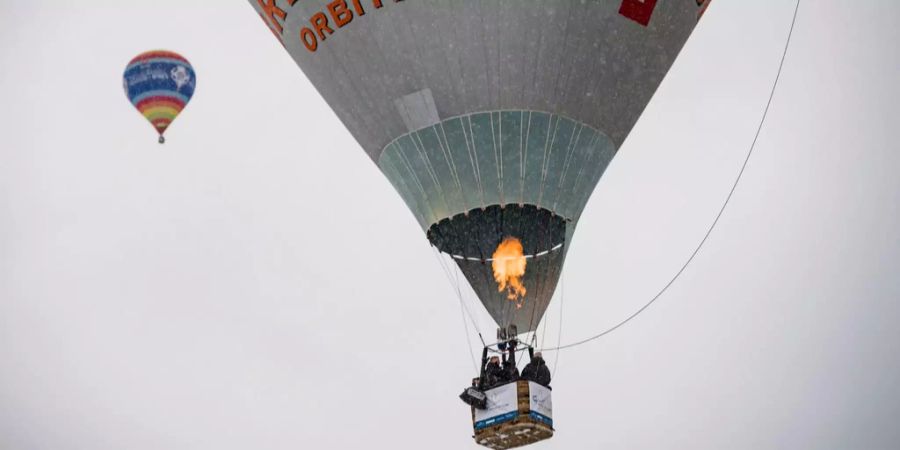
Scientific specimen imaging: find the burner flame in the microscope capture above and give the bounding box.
[492,237,527,308]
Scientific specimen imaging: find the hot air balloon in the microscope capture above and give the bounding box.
[248,0,707,447]
[123,50,196,144]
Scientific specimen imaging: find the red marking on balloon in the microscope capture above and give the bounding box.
[619,0,657,26]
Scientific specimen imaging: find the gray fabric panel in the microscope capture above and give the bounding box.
[470,113,501,207]
[380,143,431,229]
[523,112,552,206]
[378,110,615,231]
[499,111,524,206]
[249,0,703,159]
[416,126,467,215]
[395,89,441,133]
[442,118,483,210]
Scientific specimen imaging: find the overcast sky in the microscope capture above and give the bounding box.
[2,1,900,449]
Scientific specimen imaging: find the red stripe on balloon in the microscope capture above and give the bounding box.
[136,96,185,111]
[129,50,189,65]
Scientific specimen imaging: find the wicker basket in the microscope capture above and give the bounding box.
[471,380,553,449]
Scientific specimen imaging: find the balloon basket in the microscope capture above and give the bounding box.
[471,380,553,449]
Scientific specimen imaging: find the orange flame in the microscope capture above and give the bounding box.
[492,237,527,308]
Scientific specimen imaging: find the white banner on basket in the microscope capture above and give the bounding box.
[473,383,519,430]
[528,382,553,426]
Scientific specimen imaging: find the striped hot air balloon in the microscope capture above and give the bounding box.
[123,50,196,144]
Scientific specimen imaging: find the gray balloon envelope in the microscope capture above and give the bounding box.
[248,0,707,332]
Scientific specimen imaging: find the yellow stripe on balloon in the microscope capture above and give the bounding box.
[141,105,179,116]
[142,108,178,122]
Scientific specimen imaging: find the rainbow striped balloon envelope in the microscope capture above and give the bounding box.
[123,50,195,144]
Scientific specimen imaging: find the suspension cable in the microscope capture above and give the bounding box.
[451,253,488,349]
[459,297,478,371]
[452,257,488,348]
[540,297,550,350]
[432,247,481,368]
[552,268,564,375]
[543,0,801,353]
[432,247,480,334]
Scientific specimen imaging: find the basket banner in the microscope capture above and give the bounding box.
[474,383,519,430]
[528,382,553,426]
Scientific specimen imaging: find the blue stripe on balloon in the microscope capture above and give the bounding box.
[123,73,196,88]
[125,81,196,100]
[125,76,196,94]
[123,63,195,95]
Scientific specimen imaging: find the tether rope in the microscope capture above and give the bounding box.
[543,0,801,352]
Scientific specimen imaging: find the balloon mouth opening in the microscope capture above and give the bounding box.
[427,204,567,261]
[428,204,567,333]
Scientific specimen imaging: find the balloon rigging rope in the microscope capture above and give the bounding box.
[459,298,478,371]
[552,268,564,375]
[520,269,543,366]
[432,247,481,369]
[543,0,801,353]
[540,303,550,350]
[451,252,488,351]
[449,252,479,371]
[433,246,475,334]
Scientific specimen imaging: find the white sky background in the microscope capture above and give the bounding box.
[2,1,899,449]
